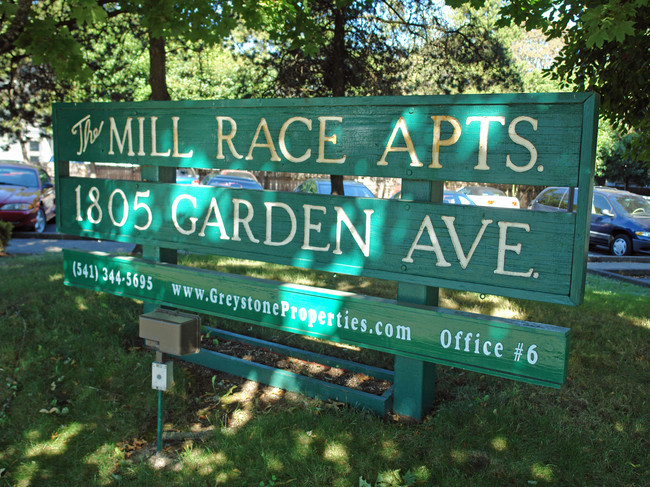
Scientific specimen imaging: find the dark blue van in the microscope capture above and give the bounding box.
[529,187,650,256]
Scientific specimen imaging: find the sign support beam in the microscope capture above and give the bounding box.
[393,180,442,419]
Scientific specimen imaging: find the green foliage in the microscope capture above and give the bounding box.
[451,0,650,161]
[404,1,524,96]
[599,132,650,189]
[249,0,421,98]
[0,221,12,252]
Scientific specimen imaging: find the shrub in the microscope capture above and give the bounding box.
[0,221,13,252]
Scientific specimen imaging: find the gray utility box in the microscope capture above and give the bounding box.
[139,309,201,356]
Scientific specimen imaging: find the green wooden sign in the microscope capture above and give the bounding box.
[53,93,595,185]
[53,93,598,405]
[57,177,579,304]
[63,249,570,388]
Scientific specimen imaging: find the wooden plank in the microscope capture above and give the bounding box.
[182,348,393,416]
[58,178,580,304]
[393,180,440,419]
[205,326,395,382]
[63,250,571,388]
[52,93,596,186]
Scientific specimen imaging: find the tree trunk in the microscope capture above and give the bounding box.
[148,34,170,101]
[132,32,170,256]
[329,5,346,196]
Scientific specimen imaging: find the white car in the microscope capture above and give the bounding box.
[457,186,520,208]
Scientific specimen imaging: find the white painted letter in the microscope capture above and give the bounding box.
[302,204,330,252]
[317,116,346,164]
[172,116,193,158]
[441,216,493,269]
[216,116,243,159]
[198,197,230,239]
[232,198,260,242]
[264,202,297,246]
[506,116,538,172]
[171,194,198,235]
[245,118,280,161]
[108,117,134,156]
[402,215,451,266]
[333,206,374,257]
[150,117,171,157]
[495,221,534,277]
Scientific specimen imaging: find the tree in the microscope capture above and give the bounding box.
[403,0,524,96]
[600,133,650,190]
[245,0,443,193]
[0,1,320,142]
[449,0,650,160]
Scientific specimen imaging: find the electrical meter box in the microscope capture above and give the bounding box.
[139,309,201,356]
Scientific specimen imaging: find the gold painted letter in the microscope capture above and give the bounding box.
[245,118,281,161]
[466,116,505,170]
[317,116,346,164]
[279,117,312,163]
[430,116,461,168]
[377,117,422,167]
[216,116,243,160]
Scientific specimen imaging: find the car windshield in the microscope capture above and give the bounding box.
[612,193,650,216]
[0,167,39,187]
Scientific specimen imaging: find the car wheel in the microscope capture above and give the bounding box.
[33,208,46,234]
[610,234,632,256]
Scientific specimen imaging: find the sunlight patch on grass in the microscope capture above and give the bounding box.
[301,335,362,351]
[13,460,38,487]
[380,439,399,460]
[48,273,63,282]
[531,462,555,481]
[74,296,89,311]
[295,430,315,457]
[490,436,507,452]
[84,443,120,486]
[26,422,84,458]
[323,441,349,464]
[262,450,284,471]
[450,449,467,464]
[180,447,229,472]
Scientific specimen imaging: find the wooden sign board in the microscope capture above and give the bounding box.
[53,93,598,305]
[63,249,570,388]
[53,93,598,397]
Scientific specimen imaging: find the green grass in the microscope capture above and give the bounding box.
[0,253,648,486]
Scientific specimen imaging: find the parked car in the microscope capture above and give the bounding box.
[0,161,56,233]
[391,190,476,205]
[293,178,375,197]
[457,185,520,208]
[530,186,650,256]
[176,168,199,185]
[219,169,261,184]
[201,174,263,190]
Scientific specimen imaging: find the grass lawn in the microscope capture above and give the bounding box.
[0,253,648,486]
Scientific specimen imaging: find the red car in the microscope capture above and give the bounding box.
[0,161,56,233]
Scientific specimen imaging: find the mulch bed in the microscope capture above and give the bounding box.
[199,334,392,396]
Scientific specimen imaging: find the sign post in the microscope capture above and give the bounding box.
[54,93,598,419]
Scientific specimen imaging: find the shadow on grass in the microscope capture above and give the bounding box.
[0,254,648,486]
